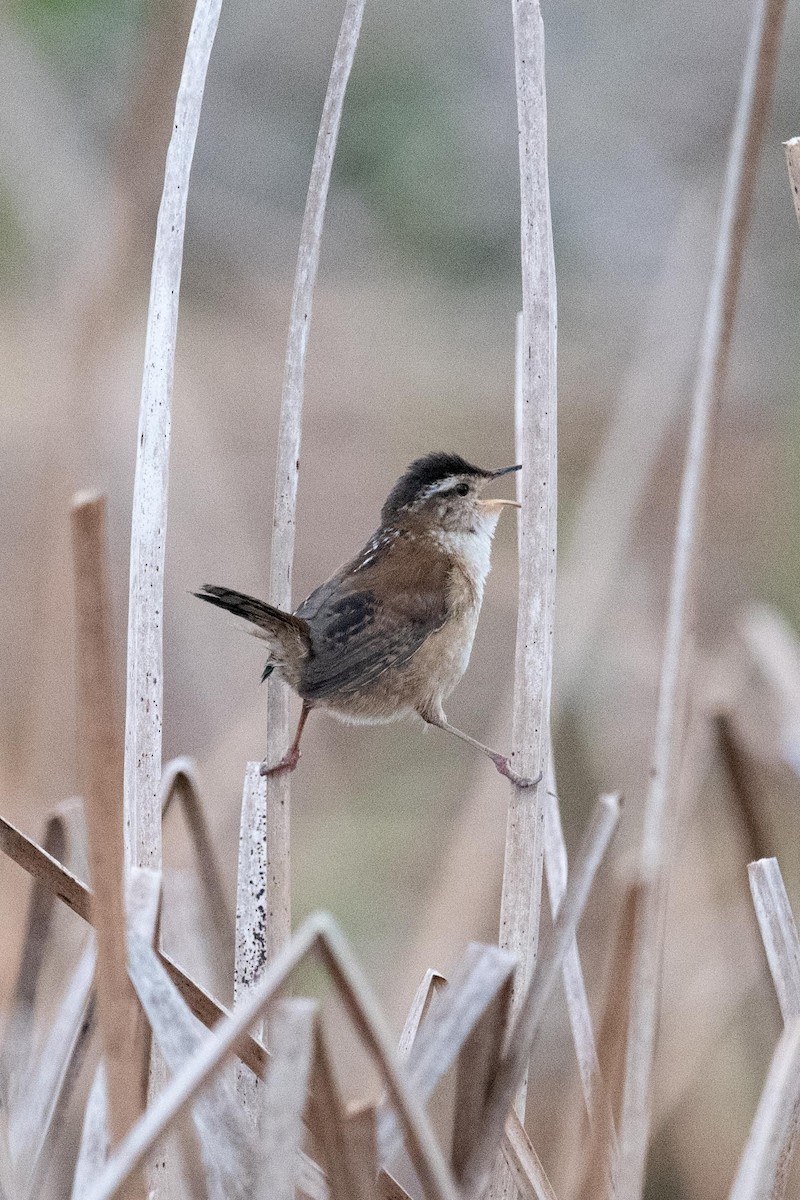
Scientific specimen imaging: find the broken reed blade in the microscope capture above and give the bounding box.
[377,942,515,1167]
[80,913,462,1200]
[258,999,318,1200]
[748,858,800,1023]
[314,919,460,1200]
[728,1019,800,1200]
[451,972,513,1184]
[785,137,800,229]
[159,758,234,985]
[501,1111,560,1200]
[397,969,447,1061]
[309,1024,368,1200]
[746,858,800,1200]
[8,943,96,1195]
[125,869,257,1200]
[0,813,269,1080]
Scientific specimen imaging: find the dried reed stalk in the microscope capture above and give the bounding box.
[315,920,459,1200]
[728,1020,800,1200]
[345,1105,379,1200]
[82,914,459,1200]
[543,753,615,1148]
[377,943,516,1168]
[124,0,222,869]
[397,970,447,1060]
[0,816,92,924]
[616,0,788,1194]
[264,0,365,962]
[0,815,270,1079]
[785,138,800,228]
[8,944,96,1199]
[451,974,513,1183]
[0,799,85,1129]
[126,869,257,1200]
[159,758,234,984]
[72,1066,110,1200]
[259,999,317,1200]
[748,858,800,1197]
[71,493,147,1171]
[749,859,800,1022]
[502,1112,559,1200]
[234,764,268,1114]
[740,608,800,771]
[576,882,641,1200]
[122,6,223,1187]
[517,312,611,1141]
[498,0,557,1161]
[464,793,620,1197]
[310,1026,373,1200]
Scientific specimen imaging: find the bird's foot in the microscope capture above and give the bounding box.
[490,755,542,789]
[259,746,301,776]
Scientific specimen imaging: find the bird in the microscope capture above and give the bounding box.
[195,451,536,787]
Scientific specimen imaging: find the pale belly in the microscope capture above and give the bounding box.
[319,605,481,725]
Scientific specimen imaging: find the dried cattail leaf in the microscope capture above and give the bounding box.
[259,999,317,1200]
[126,868,258,1200]
[378,943,515,1168]
[397,970,447,1062]
[501,1112,559,1200]
[0,816,270,1079]
[71,1065,109,1200]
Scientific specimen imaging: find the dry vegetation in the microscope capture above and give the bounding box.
[1,0,800,1198]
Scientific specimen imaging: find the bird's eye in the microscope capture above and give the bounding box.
[455,482,470,497]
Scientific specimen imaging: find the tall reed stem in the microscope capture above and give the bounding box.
[617,1,788,1195]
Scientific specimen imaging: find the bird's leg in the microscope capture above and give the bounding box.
[421,709,540,789]
[260,702,312,776]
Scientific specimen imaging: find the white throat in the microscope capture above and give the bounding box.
[430,510,501,600]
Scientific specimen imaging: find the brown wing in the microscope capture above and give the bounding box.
[295,532,450,701]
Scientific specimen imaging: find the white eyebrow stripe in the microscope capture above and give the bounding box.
[419,475,462,499]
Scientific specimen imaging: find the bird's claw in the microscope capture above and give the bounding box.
[259,747,301,776]
[491,755,542,789]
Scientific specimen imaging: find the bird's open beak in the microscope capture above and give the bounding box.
[479,497,521,511]
[480,463,522,509]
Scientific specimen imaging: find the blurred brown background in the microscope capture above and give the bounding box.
[2,0,800,1196]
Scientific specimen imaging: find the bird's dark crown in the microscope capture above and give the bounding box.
[381,453,491,524]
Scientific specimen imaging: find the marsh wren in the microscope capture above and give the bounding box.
[196,452,534,787]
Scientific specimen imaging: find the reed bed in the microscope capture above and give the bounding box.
[0,0,798,1197]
